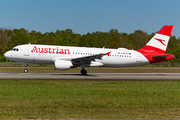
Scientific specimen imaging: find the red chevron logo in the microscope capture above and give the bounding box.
[154,38,166,46]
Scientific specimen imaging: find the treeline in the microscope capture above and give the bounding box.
[0,28,180,62]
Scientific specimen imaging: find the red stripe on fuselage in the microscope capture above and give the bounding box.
[136,45,174,63]
[138,45,165,53]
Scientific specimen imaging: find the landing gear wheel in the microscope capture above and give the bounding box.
[24,63,29,73]
[24,69,28,73]
[81,70,87,75]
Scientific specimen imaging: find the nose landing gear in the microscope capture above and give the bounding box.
[24,69,28,73]
[24,63,29,73]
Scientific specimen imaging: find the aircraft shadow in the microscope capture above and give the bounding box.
[51,73,97,77]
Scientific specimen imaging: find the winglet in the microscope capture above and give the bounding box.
[106,51,111,56]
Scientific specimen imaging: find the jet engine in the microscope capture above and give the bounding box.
[54,60,73,70]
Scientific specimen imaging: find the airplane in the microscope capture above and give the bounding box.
[4,25,174,75]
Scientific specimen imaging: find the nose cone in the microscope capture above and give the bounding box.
[4,52,10,59]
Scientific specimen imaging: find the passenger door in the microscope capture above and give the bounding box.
[24,46,29,56]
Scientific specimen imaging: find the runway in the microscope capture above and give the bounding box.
[0,73,180,80]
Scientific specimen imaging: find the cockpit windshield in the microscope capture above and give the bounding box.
[11,48,19,51]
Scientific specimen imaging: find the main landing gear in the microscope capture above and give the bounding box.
[80,65,87,75]
[81,69,87,75]
[24,63,29,73]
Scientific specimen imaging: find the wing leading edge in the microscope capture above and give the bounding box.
[71,51,111,67]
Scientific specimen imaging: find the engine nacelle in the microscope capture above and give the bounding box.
[54,60,73,70]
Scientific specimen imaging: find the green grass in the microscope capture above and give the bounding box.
[0,80,180,119]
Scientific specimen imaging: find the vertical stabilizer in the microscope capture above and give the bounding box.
[139,25,173,53]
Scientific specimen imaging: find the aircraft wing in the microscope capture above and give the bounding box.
[72,51,111,61]
[71,52,111,67]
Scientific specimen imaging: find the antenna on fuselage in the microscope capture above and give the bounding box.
[29,42,31,45]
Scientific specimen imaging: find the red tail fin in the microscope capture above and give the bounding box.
[136,25,174,63]
[138,25,173,53]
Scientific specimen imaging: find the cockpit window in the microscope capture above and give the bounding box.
[11,48,19,51]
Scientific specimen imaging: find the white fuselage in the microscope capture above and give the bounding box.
[4,44,149,67]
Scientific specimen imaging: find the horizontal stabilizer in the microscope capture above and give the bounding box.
[151,54,174,58]
[150,54,174,63]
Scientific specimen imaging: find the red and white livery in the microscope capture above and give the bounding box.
[4,25,174,75]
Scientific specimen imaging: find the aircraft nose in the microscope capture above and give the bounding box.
[4,52,10,59]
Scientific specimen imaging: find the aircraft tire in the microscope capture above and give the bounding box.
[24,69,28,73]
[81,70,87,75]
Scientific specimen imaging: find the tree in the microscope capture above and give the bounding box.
[106,29,120,48]
[132,30,148,50]
[0,28,12,56]
[10,28,30,48]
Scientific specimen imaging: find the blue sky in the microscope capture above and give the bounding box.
[0,0,180,38]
